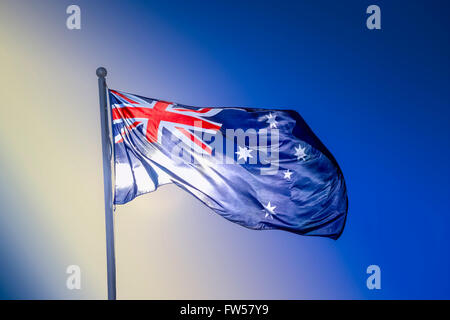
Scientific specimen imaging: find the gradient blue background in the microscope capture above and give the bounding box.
[0,0,449,299]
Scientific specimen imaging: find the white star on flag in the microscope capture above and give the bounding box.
[283,169,293,180]
[263,201,276,218]
[294,145,307,161]
[235,146,253,162]
[266,113,278,129]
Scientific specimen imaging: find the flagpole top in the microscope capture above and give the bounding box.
[96,67,107,78]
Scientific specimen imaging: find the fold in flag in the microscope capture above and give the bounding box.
[109,89,348,239]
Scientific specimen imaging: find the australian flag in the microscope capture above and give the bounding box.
[109,89,348,239]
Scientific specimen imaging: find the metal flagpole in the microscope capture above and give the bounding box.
[96,67,117,300]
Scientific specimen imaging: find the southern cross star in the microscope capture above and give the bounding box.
[263,201,276,218]
[235,146,253,162]
[283,169,293,180]
[294,145,307,161]
[266,113,278,129]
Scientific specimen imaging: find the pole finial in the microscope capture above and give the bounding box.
[96,67,107,78]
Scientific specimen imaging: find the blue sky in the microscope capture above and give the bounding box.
[0,0,449,298]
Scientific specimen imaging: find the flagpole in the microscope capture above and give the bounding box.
[96,67,117,300]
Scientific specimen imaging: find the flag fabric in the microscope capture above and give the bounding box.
[109,89,348,239]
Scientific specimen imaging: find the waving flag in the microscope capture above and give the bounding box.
[109,89,348,239]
